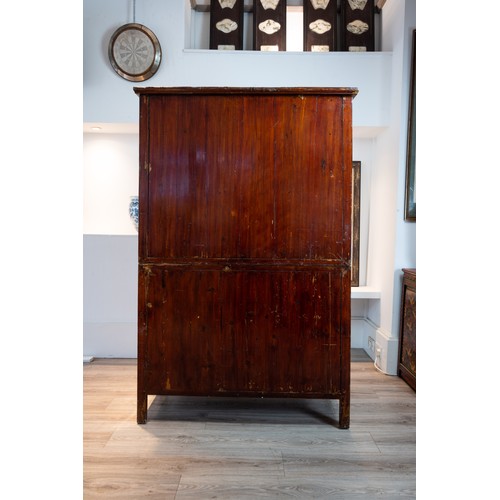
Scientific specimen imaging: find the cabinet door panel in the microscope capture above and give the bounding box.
[147,95,277,260]
[273,95,347,260]
[142,267,343,396]
[145,94,349,263]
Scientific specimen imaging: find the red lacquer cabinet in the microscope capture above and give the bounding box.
[134,87,357,428]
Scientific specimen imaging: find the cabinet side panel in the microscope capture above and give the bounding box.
[137,266,148,422]
[340,96,353,427]
[138,95,150,261]
[137,95,150,422]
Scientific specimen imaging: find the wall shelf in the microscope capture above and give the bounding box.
[191,1,385,13]
[351,286,381,299]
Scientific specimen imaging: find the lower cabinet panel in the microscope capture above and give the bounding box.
[140,266,346,398]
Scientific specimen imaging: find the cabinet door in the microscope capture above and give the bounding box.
[144,94,275,260]
[272,95,347,260]
[141,266,343,396]
[143,93,350,264]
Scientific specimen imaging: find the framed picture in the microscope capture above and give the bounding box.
[404,29,416,221]
[253,0,287,51]
[209,0,244,50]
[351,161,361,287]
[303,0,337,52]
[339,0,375,52]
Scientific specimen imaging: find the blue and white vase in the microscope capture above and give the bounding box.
[129,195,139,232]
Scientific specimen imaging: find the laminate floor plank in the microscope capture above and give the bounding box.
[83,350,416,499]
[175,475,415,499]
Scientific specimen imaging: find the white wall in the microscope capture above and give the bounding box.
[83,0,416,369]
[365,0,416,373]
[83,235,138,357]
[84,0,391,128]
[83,133,139,235]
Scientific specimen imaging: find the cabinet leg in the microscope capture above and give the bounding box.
[338,395,350,429]
[137,393,147,424]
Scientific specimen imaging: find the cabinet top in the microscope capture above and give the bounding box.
[133,86,358,97]
[402,268,416,279]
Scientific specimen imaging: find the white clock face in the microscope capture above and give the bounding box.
[113,29,155,76]
[109,24,161,81]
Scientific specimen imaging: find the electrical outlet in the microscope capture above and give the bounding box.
[375,346,382,358]
[368,336,375,353]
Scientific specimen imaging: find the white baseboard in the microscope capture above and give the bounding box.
[351,316,366,348]
[362,318,399,375]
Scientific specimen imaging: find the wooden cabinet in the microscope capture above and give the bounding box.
[134,87,357,428]
[398,268,416,391]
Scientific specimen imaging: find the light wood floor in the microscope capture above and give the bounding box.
[83,350,416,499]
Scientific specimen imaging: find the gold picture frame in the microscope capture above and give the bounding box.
[404,29,416,221]
[352,161,361,287]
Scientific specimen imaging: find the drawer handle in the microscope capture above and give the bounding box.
[223,265,231,273]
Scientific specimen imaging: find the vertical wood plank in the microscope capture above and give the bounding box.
[137,95,150,424]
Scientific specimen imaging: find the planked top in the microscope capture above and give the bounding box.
[134,86,358,97]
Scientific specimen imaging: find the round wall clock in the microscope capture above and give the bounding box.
[108,23,161,82]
